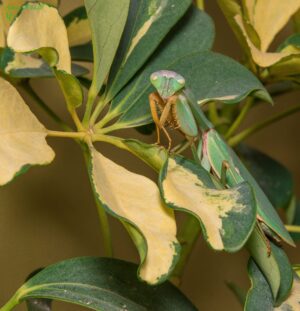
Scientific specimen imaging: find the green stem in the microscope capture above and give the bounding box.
[89,98,106,126]
[195,0,204,9]
[47,130,86,139]
[285,225,300,233]
[83,90,97,126]
[208,102,220,126]
[225,98,254,138]
[228,103,300,147]
[171,216,200,285]
[20,81,71,132]
[0,293,19,311]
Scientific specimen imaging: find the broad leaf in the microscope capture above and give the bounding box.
[0,77,55,186]
[7,2,71,73]
[246,259,300,310]
[88,146,179,285]
[246,226,293,303]
[64,6,91,47]
[0,0,59,33]
[159,156,256,252]
[205,129,295,246]
[237,145,293,210]
[242,0,300,52]
[4,257,197,311]
[84,0,130,99]
[105,0,193,102]
[111,51,270,131]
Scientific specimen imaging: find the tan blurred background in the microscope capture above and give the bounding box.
[0,1,299,310]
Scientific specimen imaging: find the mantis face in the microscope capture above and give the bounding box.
[150,70,185,100]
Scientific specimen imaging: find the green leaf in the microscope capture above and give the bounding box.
[159,156,256,252]
[0,77,55,186]
[108,50,270,130]
[289,201,300,241]
[64,6,91,47]
[226,281,246,306]
[105,0,193,102]
[246,226,293,303]
[245,259,274,311]
[246,259,300,310]
[4,257,197,311]
[88,145,180,285]
[70,43,93,62]
[205,129,294,247]
[236,144,293,210]
[84,0,130,99]
[100,7,214,128]
[54,69,83,110]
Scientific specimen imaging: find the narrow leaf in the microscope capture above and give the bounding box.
[159,156,256,252]
[89,146,180,284]
[106,0,193,102]
[106,7,215,127]
[84,0,130,98]
[246,226,293,303]
[5,257,197,311]
[0,77,55,185]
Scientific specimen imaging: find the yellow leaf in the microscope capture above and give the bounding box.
[67,13,91,47]
[7,2,71,73]
[242,0,300,52]
[0,77,55,185]
[235,14,300,68]
[89,146,179,284]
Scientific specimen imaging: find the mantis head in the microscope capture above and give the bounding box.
[150,70,186,99]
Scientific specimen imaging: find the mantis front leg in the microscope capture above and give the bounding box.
[149,92,177,150]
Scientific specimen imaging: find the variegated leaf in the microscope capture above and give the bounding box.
[64,6,91,47]
[7,2,71,73]
[89,146,180,284]
[0,77,55,186]
[159,156,256,252]
[242,0,300,52]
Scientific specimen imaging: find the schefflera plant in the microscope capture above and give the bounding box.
[0,1,299,310]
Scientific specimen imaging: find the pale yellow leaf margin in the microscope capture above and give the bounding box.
[0,77,55,186]
[89,146,180,285]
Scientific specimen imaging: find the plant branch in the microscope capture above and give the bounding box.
[228,103,300,147]
[285,225,300,233]
[46,130,86,139]
[225,97,254,138]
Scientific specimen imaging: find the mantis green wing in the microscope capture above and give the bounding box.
[175,94,199,138]
[204,129,295,247]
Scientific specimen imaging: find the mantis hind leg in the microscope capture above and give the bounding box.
[221,160,230,187]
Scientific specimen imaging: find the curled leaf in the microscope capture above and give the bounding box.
[0,77,55,185]
[159,156,256,252]
[7,2,71,72]
[89,146,180,284]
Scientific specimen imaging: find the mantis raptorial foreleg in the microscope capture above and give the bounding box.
[149,93,178,150]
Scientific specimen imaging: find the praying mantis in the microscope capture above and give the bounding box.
[149,70,295,251]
